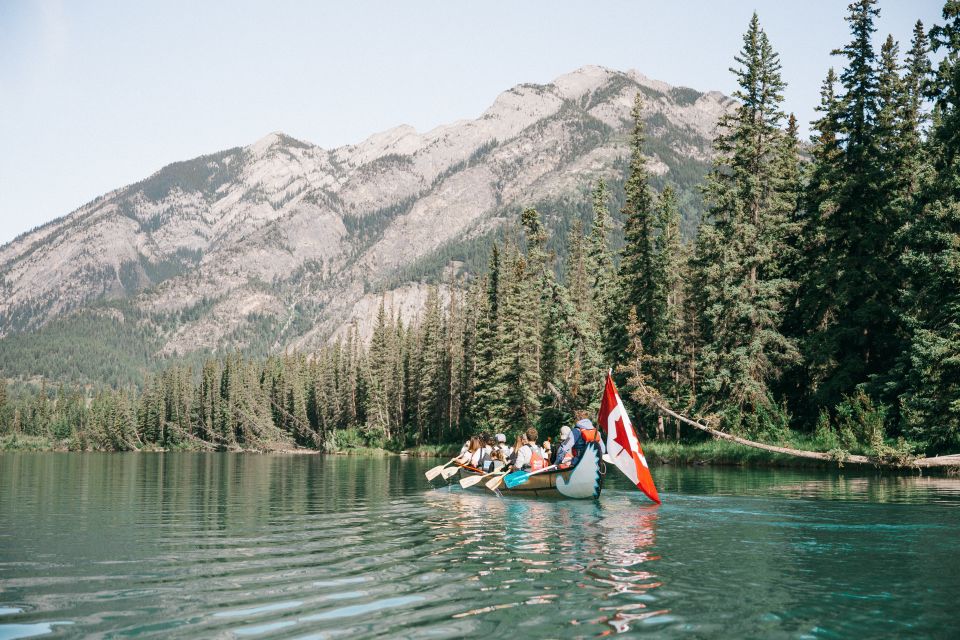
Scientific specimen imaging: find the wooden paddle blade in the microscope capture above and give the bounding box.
[459,474,486,488]
[441,465,461,480]
[424,464,447,481]
[485,474,505,491]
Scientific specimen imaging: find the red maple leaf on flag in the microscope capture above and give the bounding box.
[613,416,633,457]
[598,372,660,504]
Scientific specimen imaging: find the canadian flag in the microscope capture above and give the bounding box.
[598,371,661,504]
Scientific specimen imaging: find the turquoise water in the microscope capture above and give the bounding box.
[1,453,959,638]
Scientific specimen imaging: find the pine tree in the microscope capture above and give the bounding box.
[458,283,480,438]
[444,289,465,439]
[366,301,391,436]
[196,359,220,444]
[650,185,689,408]
[471,246,508,429]
[566,218,591,317]
[690,13,797,430]
[0,380,7,432]
[607,94,658,368]
[415,286,444,444]
[898,1,960,451]
[562,219,605,410]
[498,250,541,429]
[587,179,617,328]
[902,20,934,197]
[801,0,907,412]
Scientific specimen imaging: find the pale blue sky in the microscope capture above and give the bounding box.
[0,0,944,245]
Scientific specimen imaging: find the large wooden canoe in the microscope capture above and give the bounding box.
[451,442,605,499]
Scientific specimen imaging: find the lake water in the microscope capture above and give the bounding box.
[1,453,959,639]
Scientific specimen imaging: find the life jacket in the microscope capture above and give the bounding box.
[579,427,600,443]
[528,444,545,471]
[572,420,600,463]
[471,446,491,469]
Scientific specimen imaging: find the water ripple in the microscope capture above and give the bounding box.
[2,454,959,638]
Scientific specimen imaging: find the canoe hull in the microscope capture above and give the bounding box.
[455,442,605,499]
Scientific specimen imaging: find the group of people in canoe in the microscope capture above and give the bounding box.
[454,410,606,476]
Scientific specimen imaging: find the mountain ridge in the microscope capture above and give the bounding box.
[0,64,734,385]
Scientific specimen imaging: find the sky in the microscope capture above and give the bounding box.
[0,0,946,245]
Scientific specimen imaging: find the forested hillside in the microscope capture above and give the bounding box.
[2,0,958,462]
[0,66,725,387]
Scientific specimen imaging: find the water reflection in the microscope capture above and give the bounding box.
[2,454,959,638]
[423,487,664,635]
[592,500,664,635]
[770,475,960,504]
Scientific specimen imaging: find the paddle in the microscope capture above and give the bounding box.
[485,472,508,491]
[502,465,559,489]
[440,464,464,480]
[424,458,458,481]
[460,469,504,489]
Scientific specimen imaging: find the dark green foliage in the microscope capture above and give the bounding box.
[669,87,703,106]
[0,307,160,387]
[690,13,798,430]
[896,1,960,452]
[3,2,959,461]
[605,94,659,371]
[795,0,909,416]
[131,147,244,202]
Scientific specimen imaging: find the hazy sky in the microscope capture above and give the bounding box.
[0,0,945,245]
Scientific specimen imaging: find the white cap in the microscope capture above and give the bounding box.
[495,433,506,443]
[560,425,571,438]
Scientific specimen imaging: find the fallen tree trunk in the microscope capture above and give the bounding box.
[635,384,960,470]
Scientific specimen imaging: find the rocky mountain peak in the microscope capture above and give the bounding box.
[0,66,734,385]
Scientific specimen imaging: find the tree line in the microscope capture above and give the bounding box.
[1,0,958,459]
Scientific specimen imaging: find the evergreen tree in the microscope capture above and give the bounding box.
[650,185,690,408]
[607,94,658,368]
[690,13,797,430]
[566,218,591,317]
[0,380,7,432]
[471,246,508,428]
[498,251,541,429]
[902,20,934,196]
[800,0,906,413]
[898,1,960,451]
[587,178,617,330]
[415,286,444,444]
[366,301,391,436]
[563,220,605,411]
[444,290,465,440]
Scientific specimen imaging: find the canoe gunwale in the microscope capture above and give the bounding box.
[446,442,605,499]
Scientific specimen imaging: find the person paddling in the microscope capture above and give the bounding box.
[513,427,546,472]
[494,433,512,458]
[555,410,604,468]
[456,436,481,466]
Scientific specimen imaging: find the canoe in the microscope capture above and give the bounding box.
[451,442,605,499]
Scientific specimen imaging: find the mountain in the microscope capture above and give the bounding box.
[0,65,733,386]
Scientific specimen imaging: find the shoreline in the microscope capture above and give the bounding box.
[4,434,958,474]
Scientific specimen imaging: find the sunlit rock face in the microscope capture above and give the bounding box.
[0,65,733,360]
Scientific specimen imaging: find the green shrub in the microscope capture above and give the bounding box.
[835,388,888,451]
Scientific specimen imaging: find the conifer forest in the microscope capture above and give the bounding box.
[2,0,959,463]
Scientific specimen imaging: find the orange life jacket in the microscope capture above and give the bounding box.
[528,445,545,471]
[579,427,600,443]
[569,425,601,466]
